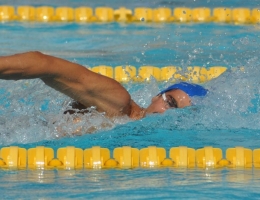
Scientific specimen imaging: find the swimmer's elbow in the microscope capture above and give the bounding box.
[27,51,44,57]
[27,51,52,74]
[24,51,56,78]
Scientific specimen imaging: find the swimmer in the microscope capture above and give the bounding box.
[0,51,207,120]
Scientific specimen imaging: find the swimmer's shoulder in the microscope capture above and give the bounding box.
[128,100,145,120]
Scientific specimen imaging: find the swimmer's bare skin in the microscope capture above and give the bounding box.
[0,51,191,119]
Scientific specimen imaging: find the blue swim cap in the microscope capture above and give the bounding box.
[159,82,208,97]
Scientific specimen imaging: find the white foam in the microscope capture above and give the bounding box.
[1,58,260,145]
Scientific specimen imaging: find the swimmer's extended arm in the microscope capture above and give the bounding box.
[0,51,133,117]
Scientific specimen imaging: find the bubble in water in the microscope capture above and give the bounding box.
[240,37,249,45]
[133,56,140,62]
[193,48,203,54]
[188,54,196,59]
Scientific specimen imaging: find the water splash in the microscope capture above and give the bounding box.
[0,79,129,145]
[155,59,260,131]
[1,58,260,145]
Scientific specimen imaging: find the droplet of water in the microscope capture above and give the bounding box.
[133,56,140,62]
[240,37,249,45]
[193,48,203,54]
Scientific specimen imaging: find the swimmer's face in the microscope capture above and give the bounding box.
[146,89,191,114]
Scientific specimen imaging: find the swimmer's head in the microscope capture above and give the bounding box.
[145,82,208,114]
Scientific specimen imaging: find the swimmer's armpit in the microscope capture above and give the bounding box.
[63,101,89,115]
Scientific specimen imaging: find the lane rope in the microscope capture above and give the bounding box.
[0,145,257,169]
[0,6,259,24]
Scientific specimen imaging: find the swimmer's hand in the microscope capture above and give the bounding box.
[53,111,115,137]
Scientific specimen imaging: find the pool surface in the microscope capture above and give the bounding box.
[1,0,260,199]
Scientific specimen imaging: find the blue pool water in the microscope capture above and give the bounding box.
[1,0,260,199]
